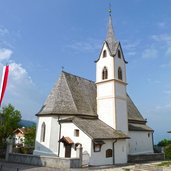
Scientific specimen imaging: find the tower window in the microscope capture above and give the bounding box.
[41,122,46,142]
[74,129,79,137]
[102,67,108,80]
[106,149,112,158]
[118,67,122,80]
[103,50,107,58]
[118,50,121,58]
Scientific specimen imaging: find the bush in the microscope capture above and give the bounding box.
[164,144,171,159]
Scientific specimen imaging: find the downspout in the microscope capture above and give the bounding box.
[152,131,154,152]
[113,139,117,165]
[57,116,62,157]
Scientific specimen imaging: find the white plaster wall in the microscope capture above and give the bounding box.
[49,117,60,154]
[114,46,126,83]
[115,99,128,134]
[97,81,114,97]
[96,43,114,83]
[34,117,56,156]
[128,131,154,154]
[90,140,113,166]
[115,139,127,164]
[59,123,91,161]
[97,98,116,129]
[115,82,126,98]
[90,139,127,165]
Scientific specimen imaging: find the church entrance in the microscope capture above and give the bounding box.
[59,136,74,158]
[65,144,72,157]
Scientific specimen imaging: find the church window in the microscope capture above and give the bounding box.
[102,67,108,80]
[148,133,150,138]
[103,50,107,58]
[118,67,122,80]
[93,141,104,152]
[106,149,112,158]
[118,49,121,58]
[74,129,79,137]
[41,122,46,142]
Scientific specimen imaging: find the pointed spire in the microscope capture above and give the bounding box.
[106,7,118,55]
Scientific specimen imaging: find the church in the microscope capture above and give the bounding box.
[33,12,154,166]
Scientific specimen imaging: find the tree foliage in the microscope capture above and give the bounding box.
[24,125,36,147]
[158,139,171,147]
[0,104,21,148]
[158,139,171,159]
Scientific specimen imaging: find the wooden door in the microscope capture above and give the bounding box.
[65,145,71,158]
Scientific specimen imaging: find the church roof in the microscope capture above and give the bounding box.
[127,94,146,123]
[95,14,127,63]
[71,117,128,140]
[129,123,153,132]
[37,71,97,117]
[37,71,146,124]
[106,14,118,56]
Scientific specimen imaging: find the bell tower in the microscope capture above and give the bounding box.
[95,12,128,134]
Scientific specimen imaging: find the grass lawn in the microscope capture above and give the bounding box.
[157,161,171,167]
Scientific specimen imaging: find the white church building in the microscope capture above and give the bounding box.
[34,13,154,166]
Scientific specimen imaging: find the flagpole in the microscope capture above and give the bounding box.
[0,65,9,107]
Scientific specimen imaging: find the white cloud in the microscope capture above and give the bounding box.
[2,61,42,120]
[66,38,101,52]
[155,103,171,111]
[160,61,171,68]
[164,90,171,95]
[157,22,167,29]
[142,48,158,59]
[9,63,32,82]
[0,48,13,61]
[122,40,140,57]
[0,26,9,36]
[151,34,171,56]
[0,49,42,120]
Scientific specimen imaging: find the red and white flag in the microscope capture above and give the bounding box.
[0,65,9,106]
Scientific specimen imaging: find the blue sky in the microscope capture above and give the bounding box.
[0,0,171,143]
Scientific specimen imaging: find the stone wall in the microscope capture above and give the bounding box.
[128,153,165,163]
[8,153,81,168]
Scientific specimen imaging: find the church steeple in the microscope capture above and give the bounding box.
[106,11,118,56]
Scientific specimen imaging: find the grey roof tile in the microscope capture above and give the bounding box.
[37,71,97,117]
[37,72,150,128]
[129,123,153,132]
[72,117,128,140]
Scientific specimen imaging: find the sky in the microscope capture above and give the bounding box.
[0,0,171,143]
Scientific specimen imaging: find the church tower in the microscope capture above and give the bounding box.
[96,12,128,134]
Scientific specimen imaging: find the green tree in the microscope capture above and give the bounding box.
[158,139,171,147]
[0,104,21,148]
[24,125,36,147]
[158,139,171,159]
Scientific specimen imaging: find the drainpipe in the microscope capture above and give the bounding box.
[113,139,117,165]
[152,131,154,152]
[57,116,61,157]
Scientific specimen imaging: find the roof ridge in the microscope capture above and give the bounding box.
[62,71,95,83]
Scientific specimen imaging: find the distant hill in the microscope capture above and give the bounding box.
[19,120,36,128]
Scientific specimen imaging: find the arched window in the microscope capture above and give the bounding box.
[103,50,107,58]
[118,67,122,80]
[118,50,121,58]
[41,122,46,142]
[106,149,112,158]
[102,67,108,80]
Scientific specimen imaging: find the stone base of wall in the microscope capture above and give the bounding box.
[134,164,163,171]
[8,153,81,168]
[128,153,165,163]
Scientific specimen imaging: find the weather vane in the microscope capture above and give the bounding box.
[62,66,64,71]
[109,1,112,15]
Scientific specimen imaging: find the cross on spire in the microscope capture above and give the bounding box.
[108,2,112,16]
